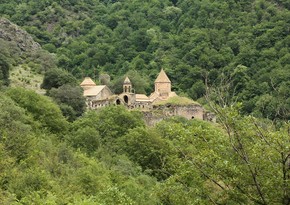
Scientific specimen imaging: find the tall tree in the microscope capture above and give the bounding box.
[49,84,86,121]
[0,54,10,87]
[41,68,77,90]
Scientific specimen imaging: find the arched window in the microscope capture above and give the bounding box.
[124,95,129,104]
[116,99,121,105]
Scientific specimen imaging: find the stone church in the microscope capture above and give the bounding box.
[80,69,215,123]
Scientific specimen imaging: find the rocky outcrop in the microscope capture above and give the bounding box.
[0,18,40,51]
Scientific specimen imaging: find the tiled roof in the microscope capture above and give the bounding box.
[83,85,106,96]
[155,69,171,83]
[80,77,96,86]
[135,94,150,101]
[124,76,131,84]
[136,94,148,99]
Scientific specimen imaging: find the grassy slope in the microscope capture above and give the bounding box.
[153,96,200,106]
[10,65,45,94]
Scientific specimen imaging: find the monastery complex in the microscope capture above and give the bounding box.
[80,69,215,123]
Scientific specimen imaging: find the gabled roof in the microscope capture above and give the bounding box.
[124,76,131,84]
[136,94,149,99]
[135,94,150,102]
[80,77,96,87]
[155,69,171,83]
[83,85,107,96]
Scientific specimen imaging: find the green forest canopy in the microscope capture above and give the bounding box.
[0,89,290,204]
[1,1,290,204]
[0,0,289,120]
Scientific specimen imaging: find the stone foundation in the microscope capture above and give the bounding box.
[143,104,216,126]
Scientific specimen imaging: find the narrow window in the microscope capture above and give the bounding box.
[124,95,129,104]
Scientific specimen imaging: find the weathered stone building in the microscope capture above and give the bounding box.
[80,77,113,109]
[80,69,215,123]
[149,69,177,102]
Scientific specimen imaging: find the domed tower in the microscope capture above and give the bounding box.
[154,69,171,98]
[123,76,132,93]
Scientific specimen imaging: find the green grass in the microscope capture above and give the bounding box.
[10,64,45,94]
[153,96,200,106]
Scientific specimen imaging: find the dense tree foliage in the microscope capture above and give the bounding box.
[1,0,289,120]
[41,68,78,90]
[0,0,290,204]
[110,69,151,94]
[1,89,289,204]
[70,106,145,144]
[49,84,86,121]
[0,91,158,204]
[6,87,69,133]
[0,54,10,87]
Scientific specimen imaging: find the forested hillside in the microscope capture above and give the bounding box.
[0,1,290,204]
[0,0,289,120]
[0,89,289,204]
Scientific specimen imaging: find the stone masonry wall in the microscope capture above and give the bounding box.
[143,104,215,126]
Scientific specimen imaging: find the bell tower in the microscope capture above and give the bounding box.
[123,76,132,93]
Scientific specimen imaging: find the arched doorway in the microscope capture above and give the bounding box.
[116,99,121,105]
[123,95,129,104]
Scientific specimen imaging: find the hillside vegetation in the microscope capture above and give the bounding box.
[0,1,290,204]
[0,89,290,204]
[0,18,57,89]
[0,0,289,120]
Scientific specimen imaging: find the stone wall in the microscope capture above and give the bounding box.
[154,82,171,98]
[143,104,215,126]
[175,105,204,120]
[90,99,112,109]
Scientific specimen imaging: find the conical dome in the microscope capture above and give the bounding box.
[155,69,171,83]
[80,77,96,87]
[124,76,131,84]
